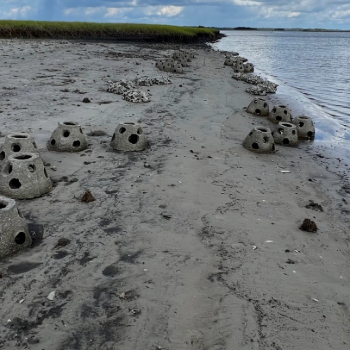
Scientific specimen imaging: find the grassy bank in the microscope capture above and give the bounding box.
[0,20,221,43]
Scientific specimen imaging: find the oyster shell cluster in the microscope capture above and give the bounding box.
[232,72,278,95]
[155,50,197,73]
[107,76,172,103]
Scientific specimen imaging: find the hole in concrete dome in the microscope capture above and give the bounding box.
[128,134,139,144]
[125,122,135,125]
[254,100,258,103]
[14,232,26,245]
[28,164,36,172]
[73,140,81,148]
[255,109,261,115]
[17,208,24,218]
[276,116,282,121]
[80,128,83,134]
[272,144,275,151]
[300,116,308,119]
[14,154,32,160]
[284,110,288,115]
[264,103,268,108]
[280,105,286,108]
[263,136,269,143]
[272,108,276,113]
[44,168,49,178]
[0,200,9,209]
[282,123,292,127]
[299,122,305,127]
[63,122,77,126]
[9,178,22,189]
[252,142,259,149]
[33,142,37,149]
[292,130,296,135]
[137,128,143,135]
[278,128,284,134]
[12,134,28,139]
[119,127,126,134]
[4,163,13,175]
[257,128,267,132]
[283,138,290,145]
[51,139,56,146]
[63,130,70,137]
[0,151,5,161]
[12,144,21,152]
[307,131,314,138]
[249,132,253,136]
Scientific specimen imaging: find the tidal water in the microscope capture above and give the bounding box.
[211,31,350,150]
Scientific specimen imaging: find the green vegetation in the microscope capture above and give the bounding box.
[0,20,221,43]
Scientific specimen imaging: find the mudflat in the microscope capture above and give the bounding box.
[0,39,349,350]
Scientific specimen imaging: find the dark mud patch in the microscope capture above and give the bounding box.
[103,226,122,234]
[53,250,69,259]
[118,250,143,264]
[7,262,42,274]
[28,223,44,247]
[305,201,323,212]
[102,264,120,277]
[79,251,96,266]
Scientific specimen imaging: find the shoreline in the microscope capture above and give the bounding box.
[0,39,349,350]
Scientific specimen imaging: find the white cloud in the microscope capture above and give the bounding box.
[104,7,132,17]
[144,5,184,17]
[1,5,32,18]
[288,11,301,18]
[232,0,261,6]
[84,7,103,15]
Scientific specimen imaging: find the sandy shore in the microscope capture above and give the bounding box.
[0,39,349,350]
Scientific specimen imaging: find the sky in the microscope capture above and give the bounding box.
[1,0,350,29]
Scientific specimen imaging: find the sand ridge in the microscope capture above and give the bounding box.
[0,39,349,350]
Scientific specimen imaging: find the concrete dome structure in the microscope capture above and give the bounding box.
[243,126,275,153]
[48,121,88,152]
[272,122,299,146]
[244,63,254,73]
[292,115,315,140]
[247,98,269,116]
[110,123,147,152]
[268,105,292,124]
[0,153,52,199]
[0,195,31,259]
[0,132,38,162]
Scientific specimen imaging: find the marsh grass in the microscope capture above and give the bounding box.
[0,20,221,43]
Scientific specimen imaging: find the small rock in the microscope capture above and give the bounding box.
[119,292,126,299]
[300,218,318,233]
[82,98,91,103]
[56,237,70,248]
[286,259,296,264]
[130,308,141,315]
[161,212,172,220]
[47,291,56,301]
[81,190,95,203]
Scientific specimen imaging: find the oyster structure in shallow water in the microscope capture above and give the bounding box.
[232,73,278,95]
